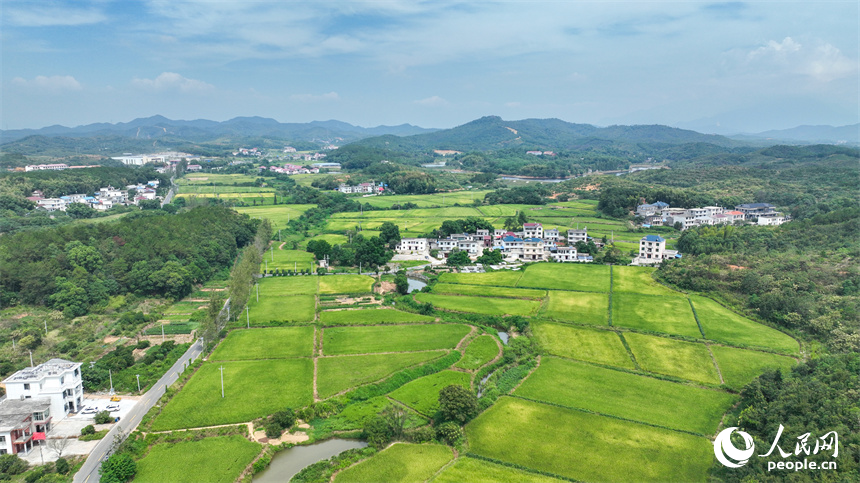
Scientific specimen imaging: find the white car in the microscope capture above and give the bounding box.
[105,404,121,412]
[80,406,98,415]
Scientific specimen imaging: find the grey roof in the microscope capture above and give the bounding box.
[0,398,51,432]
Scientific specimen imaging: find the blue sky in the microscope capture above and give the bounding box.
[2,1,858,133]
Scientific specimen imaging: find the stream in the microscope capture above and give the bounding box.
[253,439,368,483]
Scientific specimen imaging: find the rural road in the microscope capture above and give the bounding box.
[72,338,204,483]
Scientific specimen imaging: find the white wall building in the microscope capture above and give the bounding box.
[2,359,84,420]
[396,238,428,254]
[551,246,578,262]
[567,228,588,244]
[0,399,52,455]
[523,223,543,239]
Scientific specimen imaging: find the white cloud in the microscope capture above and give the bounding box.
[743,37,856,82]
[11,75,82,92]
[131,72,215,93]
[414,96,449,107]
[290,92,340,102]
[5,5,107,27]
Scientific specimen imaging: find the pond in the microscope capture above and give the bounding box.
[254,439,368,483]
[407,278,427,293]
[497,332,509,345]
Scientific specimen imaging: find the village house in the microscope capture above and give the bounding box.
[396,238,428,254]
[567,228,588,245]
[523,223,543,239]
[521,238,545,261]
[543,228,560,242]
[25,164,69,172]
[0,399,52,455]
[734,203,776,219]
[638,235,680,263]
[3,359,83,424]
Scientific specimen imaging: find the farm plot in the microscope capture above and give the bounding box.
[437,271,523,287]
[317,351,447,399]
[151,359,314,430]
[531,321,634,369]
[612,266,682,296]
[209,326,314,361]
[432,283,545,299]
[624,333,721,385]
[334,443,454,483]
[432,457,569,483]
[611,293,702,338]
[319,309,435,326]
[361,191,493,209]
[389,370,472,415]
[180,174,260,185]
[466,397,712,483]
[542,291,609,325]
[264,249,316,272]
[517,263,611,292]
[691,295,799,354]
[319,275,374,294]
[414,293,540,316]
[711,345,797,390]
[255,276,318,296]
[515,357,736,434]
[134,435,261,483]
[322,324,470,355]
[455,336,500,370]
[234,204,316,226]
[248,294,316,324]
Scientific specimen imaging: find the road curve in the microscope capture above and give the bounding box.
[72,338,204,483]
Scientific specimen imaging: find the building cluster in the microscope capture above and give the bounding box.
[111,152,197,166]
[636,201,785,229]
[264,164,320,175]
[337,183,384,194]
[526,151,556,156]
[28,180,160,212]
[23,164,100,172]
[0,359,83,456]
[396,223,595,263]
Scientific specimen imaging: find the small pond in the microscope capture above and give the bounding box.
[497,332,509,345]
[254,439,367,483]
[407,278,427,293]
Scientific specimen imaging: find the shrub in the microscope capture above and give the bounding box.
[81,425,96,436]
[405,426,435,443]
[363,416,392,448]
[271,409,296,429]
[23,467,44,483]
[135,340,151,350]
[0,454,28,476]
[94,411,113,424]
[55,458,70,475]
[264,422,282,439]
[252,453,271,474]
[99,453,136,482]
[438,384,478,424]
[435,421,463,445]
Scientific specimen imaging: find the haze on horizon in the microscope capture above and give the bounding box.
[1,1,858,134]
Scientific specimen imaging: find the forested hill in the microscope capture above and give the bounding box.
[0,206,259,316]
[351,115,744,152]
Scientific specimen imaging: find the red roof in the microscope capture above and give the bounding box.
[725,211,744,215]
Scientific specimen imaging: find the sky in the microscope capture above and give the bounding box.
[2,1,858,134]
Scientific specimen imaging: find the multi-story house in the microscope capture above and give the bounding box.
[567,228,588,245]
[550,246,578,262]
[396,238,428,254]
[3,359,84,420]
[523,223,543,239]
[734,203,776,219]
[521,238,545,261]
[544,228,560,242]
[0,399,52,455]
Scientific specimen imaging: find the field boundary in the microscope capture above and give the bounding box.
[462,453,583,483]
[616,332,641,370]
[688,298,707,338]
[706,343,725,385]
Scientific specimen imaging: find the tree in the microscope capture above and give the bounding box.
[438,384,478,424]
[363,415,392,448]
[306,239,332,261]
[99,453,136,483]
[446,249,470,267]
[48,436,72,458]
[94,410,113,424]
[272,409,296,429]
[139,199,161,210]
[55,457,70,475]
[66,202,96,219]
[435,421,463,445]
[394,271,409,295]
[476,248,503,265]
[379,222,401,249]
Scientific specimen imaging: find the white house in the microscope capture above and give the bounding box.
[37,199,67,212]
[521,238,545,261]
[567,228,588,245]
[757,214,786,226]
[0,399,52,455]
[457,239,481,255]
[523,223,543,239]
[25,164,68,172]
[551,246,578,262]
[396,238,428,254]
[544,228,560,242]
[735,203,776,219]
[2,359,84,420]
[638,235,680,263]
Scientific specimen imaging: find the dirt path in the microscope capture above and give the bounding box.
[313,356,320,402]
[278,241,288,250]
[706,344,725,385]
[509,355,541,393]
[147,421,253,435]
[455,325,478,351]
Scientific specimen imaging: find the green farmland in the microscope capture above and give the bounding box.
[455,335,500,370]
[209,326,314,360]
[414,293,540,316]
[711,345,797,390]
[248,294,316,324]
[624,333,721,384]
[319,274,375,294]
[542,290,609,325]
[611,293,702,338]
[531,321,635,369]
[322,324,470,355]
[517,263,611,292]
[334,443,454,483]
[134,435,261,483]
[433,283,546,299]
[389,370,472,415]
[317,351,447,398]
[319,308,435,325]
[691,295,799,354]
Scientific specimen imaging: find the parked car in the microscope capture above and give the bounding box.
[110,396,121,402]
[80,406,98,414]
[105,403,120,412]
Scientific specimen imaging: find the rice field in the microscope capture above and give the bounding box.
[624,333,721,385]
[531,321,635,369]
[322,324,470,355]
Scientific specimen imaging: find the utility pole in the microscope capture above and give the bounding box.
[135,374,141,393]
[44,320,48,336]
[109,369,114,395]
[28,350,33,367]
[246,306,250,329]
[271,246,274,261]
[256,283,259,302]
[219,366,225,398]
[162,323,165,342]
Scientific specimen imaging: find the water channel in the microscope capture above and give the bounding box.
[254,439,368,483]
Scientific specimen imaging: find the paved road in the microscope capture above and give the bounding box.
[72,338,205,483]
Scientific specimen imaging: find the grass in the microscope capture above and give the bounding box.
[466,397,712,483]
[531,321,635,369]
[541,291,609,325]
[414,293,540,316]
[249,294,316,324]
[517,264,611,292]
[151,359,314,430]
[357,191,493,208]
[624,333,721,385]
[432,283,546,299]
[134,435,261,483]
[256,276,318,296]
[612,266,683,296]
[334,443,454,483]
[455,336,500,370]
[317,351,447,398]
[437,271,523,287]
[515,357,737,434]
[711,345,797,390]
[319,275,375,294]
[320,309,435,325]
[264,249,316,272]
[690,295,799,354]
[233,204,317,226]
[322,324,471,355]
[179,173,260,185]
[389,370,472,415]
[431,457,569,483]
[209,326,314,360]
[611,293,702,338]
